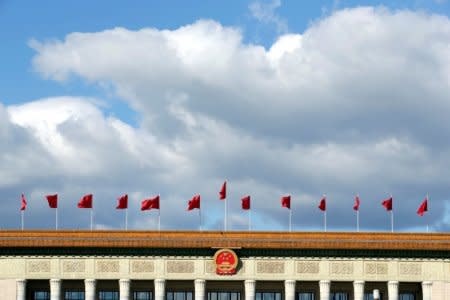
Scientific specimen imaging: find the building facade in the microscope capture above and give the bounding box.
[0,231,448,300]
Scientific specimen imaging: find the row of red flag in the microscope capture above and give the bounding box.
[19,181,429,216]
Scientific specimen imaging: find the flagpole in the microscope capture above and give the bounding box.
[289,209,292,232]
[356,210,359,232]
[21,211,24,231]
[248,210,251,231]
[426,193,429,233]
[158,208,161,232]
[390,210,394,233]
[224,195,227,232]
[55,207,58,230]
[324,211,327,232]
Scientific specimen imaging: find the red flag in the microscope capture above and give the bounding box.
[45,194,58,209]
[20,194,27,211]
[78,194,93,208]
[241,195,251,210]
[417,198,428,216]
[281,195,291,209]
[116,194,128,209]
[141,195,160,211]
[318,196,326,211]
[353,195,360,211]
[381,197,393,211]
[219,181,226,200]
[187,194,201,210]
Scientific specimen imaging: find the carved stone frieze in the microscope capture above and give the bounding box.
[297,261,319,274]
[330,262,353,274]
[131,260,154,273]
[205,261,215,273]
[365,262,388,275]
[96,260,120,273]
[27,260,51,273]
[256,261,284,274]
[167,261,194,273]
[399,263,421,275]
[62,260,85,273]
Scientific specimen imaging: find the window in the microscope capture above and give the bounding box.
[364,293,382,300]
[33,291,50,300]
[99,291,119,300]
[208,292,241,300]
[331,293,348,300]
[167,291,193,300]
[134,291,152,300]
[399,294,415,300]
[297,292,315,300]
[65,290,85,300]
[256,292,282,300]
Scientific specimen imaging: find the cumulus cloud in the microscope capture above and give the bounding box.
[249,0,288,33]
[3,7,449,231]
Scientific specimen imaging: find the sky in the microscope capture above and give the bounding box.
[0,0,449,232]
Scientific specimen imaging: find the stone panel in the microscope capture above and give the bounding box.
[330,262,353,275]
[131,260,154,273]
[256,261,284,274]
[399,263,421,275]
[297,261,319,274]
[27,260,51,273]
[96,260,120,273]
[167,261,194,273]
[365,262,388,275]
[62,260,85,273]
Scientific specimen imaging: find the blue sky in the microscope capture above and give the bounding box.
[0,0,449,231]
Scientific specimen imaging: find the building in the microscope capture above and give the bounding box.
[0,230,449,300]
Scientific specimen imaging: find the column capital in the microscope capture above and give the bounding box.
[50,279,62,300]
[154,279,166,300]
[195,279,206,300]
[353,280,365,300]
[422,281,433,300]
[119,279,131,300]
[244,280,256,300]
[85,279,97,300]
[319,280,331,300]
[387,281,399,300]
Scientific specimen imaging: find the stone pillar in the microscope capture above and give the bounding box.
[284,280,296,300]
[154,279,166,300]
[244,280,256,300]
[195,279,206,300]
[353,281,364,300]
[16,279,26,300]
[119,279,131,300]
[50,279,62,300]
[319,280,330,300]
[387,281,399,300]
[85,279,97,300]
[422,281,433,300]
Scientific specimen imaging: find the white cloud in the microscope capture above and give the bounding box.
[249,0,288,33]
[4,7,449,231]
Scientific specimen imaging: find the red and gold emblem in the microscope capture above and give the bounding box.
[213,248,238,275]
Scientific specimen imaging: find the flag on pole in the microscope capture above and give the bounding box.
[141,195,160,211]
[353,195,360,211]
[417,197,428,216]
[187,195,201,210]
[78,194,93,208]
[381,197,393,211]
[241,196,251,210]
[116,194,128,209]
[45,194,58,208]
[219,181,226,200]
[20,194,27,211]
[318,196,326,211]
[281,195,291,209]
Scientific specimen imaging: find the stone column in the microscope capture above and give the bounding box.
[284,280,296,300]
[85,279,97,300]
[353,281,364,300]
[387,281,399,300]
[154,279,166,300]
[119,279,131,300]
[422,281,433,300]
[195,279,206,300]
[50,279,62,300]
[16,279,26,300]
[319,280,330,300]
[244,280,256,300]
